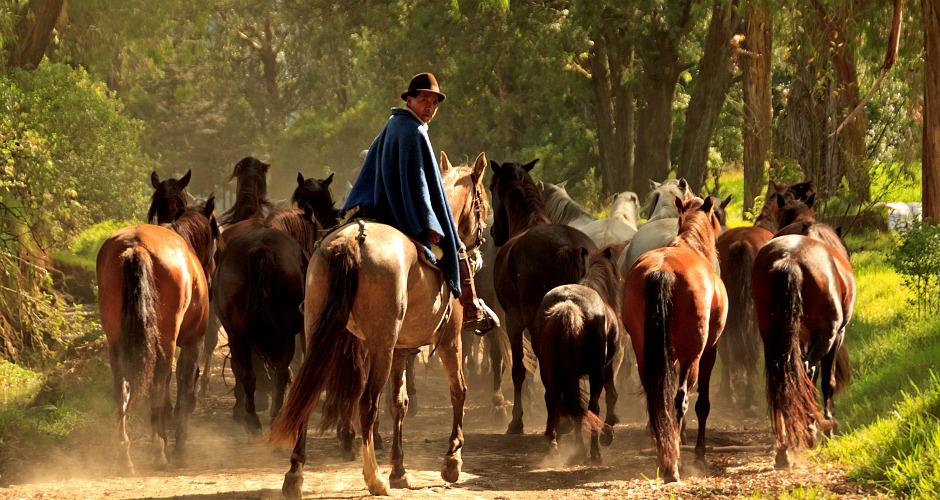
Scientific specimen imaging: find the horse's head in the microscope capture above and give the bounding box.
[221,156,272,225]
[675,196,722,259]
[487,158,541,247]
[709,194,732,228]
[148,169,193,224]
[646,177,694,221]
[611,191,641,223]
[293,172,339,229]
[441,151,489,255]
[773,192,817,231]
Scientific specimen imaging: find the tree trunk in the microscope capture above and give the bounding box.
[678,0,739,193]
[635,34,682,192]
[590,28,635,196]
[924,0,940,222]
[7,0,66,70]
[741,2,773,218]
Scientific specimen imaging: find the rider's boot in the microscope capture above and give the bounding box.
[458,248,499,335]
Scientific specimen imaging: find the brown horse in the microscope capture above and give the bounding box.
[752,193,855,469]
[489,159,598,435]
[534,244,624,463]
[268,152,490,497]
[622,196,727,483]
[212,203,320,436]
[715,180,815,409]
[96,198,219,474]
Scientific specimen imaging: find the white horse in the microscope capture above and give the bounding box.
[580,191,641,247]
[618,178,696,276]
[539,181,596,230]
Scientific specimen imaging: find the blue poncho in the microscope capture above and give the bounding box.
[341,108,462,297]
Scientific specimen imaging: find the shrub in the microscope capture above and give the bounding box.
[888,220,940,317]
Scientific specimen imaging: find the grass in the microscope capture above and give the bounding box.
[819,228,940,499]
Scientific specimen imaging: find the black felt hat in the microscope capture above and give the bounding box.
[401,72,446,102]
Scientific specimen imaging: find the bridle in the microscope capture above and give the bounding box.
[465,177,487,255]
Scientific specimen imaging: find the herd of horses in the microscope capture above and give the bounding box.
[94,152,855,496]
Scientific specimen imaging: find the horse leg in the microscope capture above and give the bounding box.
[388,349,410,489]
[774,407,790,469]
[111,350,135,475]
[282,419,309,499]
[436,325,467,484]
[488,332,508,411]
[360,352,393,496]
[694,346,717,469]
[588,369,605,463]
[199,307,221,397]
[405,348,419,417]
[542,381,559,456]
[230,340,262,436]
[674,365,692,447]
[506,316,527,434]
[820,340,839,437]
[150,362,172,468]
[173,342,202,463]
[603,350,620,428]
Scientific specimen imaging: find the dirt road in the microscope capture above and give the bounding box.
[1,345,887,499]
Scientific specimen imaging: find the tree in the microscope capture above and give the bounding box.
[740,0,773,217]
[6,0,65,70]
[924,0,940,222]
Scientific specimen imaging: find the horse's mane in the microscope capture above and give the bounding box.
[541,182,594,225]
[580,245,623,315]
[220,157,274,226]
[265,208,319,255]
[164,202,217,270]
[672,198,720,263]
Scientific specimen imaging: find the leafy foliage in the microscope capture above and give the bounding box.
[888,220,940,317]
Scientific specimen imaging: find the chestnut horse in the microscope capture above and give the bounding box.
[147,169,195,224]
[622,196,727,483]
[534,244,624,463]
[490,159,598,435]
[752,193,855,469]
[96,198,219,474]
[268,152,490,497]
[715,180,815,408]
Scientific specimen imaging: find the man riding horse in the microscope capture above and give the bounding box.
[341,72,498,334]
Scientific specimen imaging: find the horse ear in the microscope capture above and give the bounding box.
[179,170,191,189]
[489,159,501,174]
[472,152,487,182]
[806,192,816,208]
[558,180,568,189]
[439,150,452,174]
[601,246,614,260]
[649,179,660,190]
[151,171,161,189]
[536,180,544,192]
[204,196,215,216]
[522,159,539,172]
[836,226,843,238]
[262,161,271,173]
[775,193,786,208]
[678,178,690,197]
[701,196,715,213]
[303,202,314,219]
[674,196,684,212]
[722,194,732,208]
[324,172,334,186]
[297,172,305,185]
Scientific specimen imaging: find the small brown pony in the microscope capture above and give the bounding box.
[489,159,598,435]
[622,196,727,483]
[96,198,219,474]
[533,244,624,463]
[268,152,490,497]
[715,180,815,408]
[752,192,855,469]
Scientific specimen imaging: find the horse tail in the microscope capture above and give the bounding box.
[643,270,679,469]
[268,237,366,447]
[723,242,760,370]
[244,246,277,354]
[119,246,159,410]
[763,260,819,450]
[834,339,851,394]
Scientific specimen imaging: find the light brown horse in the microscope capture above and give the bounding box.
[752,193,855,469]
[268,152,490,497]
[622,196,727,483]
[96,198,219,474]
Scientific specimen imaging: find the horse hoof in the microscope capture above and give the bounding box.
[775,452,791,470]
[367,479,390,496]
[600,425,614,446]
[590,453,603,465]
[282,472,303,499]
[407,398,418,417]
[606,413,621,426]
[390,474,410,489]
[441,455,462,483]
[505,420,524,435]
[662,466,680,483]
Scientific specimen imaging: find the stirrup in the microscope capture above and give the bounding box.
[463,299,499,335]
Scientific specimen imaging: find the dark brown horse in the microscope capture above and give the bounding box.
[96,198,219,474]
[489,159,598,435]
[212,202,319,436]
[147,170,195,224]
[622,196,727,483]
[752,193,855,469]
[534,244,624,463]
[268,152,490,497]
[715,180,815,409]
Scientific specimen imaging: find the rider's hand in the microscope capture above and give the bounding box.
[427,230,442,245]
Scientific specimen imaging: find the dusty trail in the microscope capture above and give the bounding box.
[1,342,886,499]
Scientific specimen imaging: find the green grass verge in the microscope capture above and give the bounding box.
[820,229,940,499]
